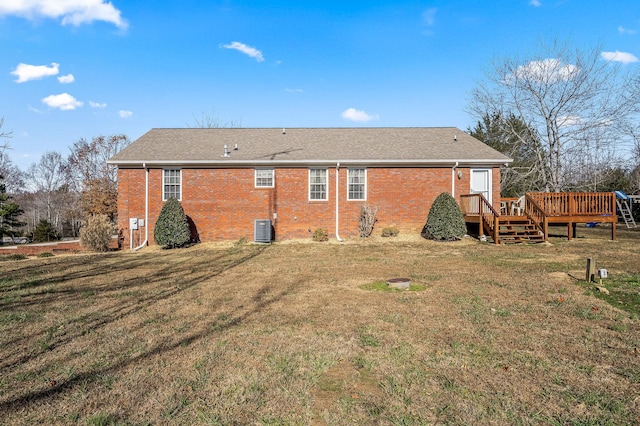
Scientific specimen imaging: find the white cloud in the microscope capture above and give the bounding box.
[512,58,578,83]
[558,115,583,127]
[89,101,107,108]
[422,8,437,26]
[0,0,128,29]
[341,108,378,123]
[41,93,83,110]
[618,26,636,35]
[529,0,542,7]
[119,110,133,118]
[222,41,265,62]
[601,51,639,64]
[11,62,59,83]
[58,73,75,84]
[285,88,303,93]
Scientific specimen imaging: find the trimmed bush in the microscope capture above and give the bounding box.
[312,228,328,242]
[154,197,192,249]
[423,192,467,241]
[80,214,116,252]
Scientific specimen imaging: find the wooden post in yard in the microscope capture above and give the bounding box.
[586,258,596,282]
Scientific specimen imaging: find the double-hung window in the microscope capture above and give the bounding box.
[255,168,274,188]
[163,169,181,201]
[347,168,366,200]
[309,168,328,201]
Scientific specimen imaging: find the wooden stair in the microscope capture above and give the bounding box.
[497,217,545,244]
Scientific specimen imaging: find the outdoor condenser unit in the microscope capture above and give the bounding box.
[254,219,272,243]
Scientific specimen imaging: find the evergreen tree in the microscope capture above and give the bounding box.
[153,197,191,249]
[423,192,467,241]
[0,174,25,242]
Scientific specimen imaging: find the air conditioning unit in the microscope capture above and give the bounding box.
[254,219,272,243]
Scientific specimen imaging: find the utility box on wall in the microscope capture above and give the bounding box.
[129,218,138,230]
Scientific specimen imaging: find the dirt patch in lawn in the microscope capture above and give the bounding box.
[1,226,639,425]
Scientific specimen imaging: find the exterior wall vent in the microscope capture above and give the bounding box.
[254,219,272,243]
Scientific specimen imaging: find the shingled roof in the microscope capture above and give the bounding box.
[108,127,512,167]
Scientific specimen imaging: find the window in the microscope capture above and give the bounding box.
[163,169,181,200]
[309,169,328,200]
[255,168,274,188]
[348,168,366,200]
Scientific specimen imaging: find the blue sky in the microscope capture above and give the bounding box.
[1,0,638,170]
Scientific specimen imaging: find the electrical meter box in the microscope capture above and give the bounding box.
[597,269,608,279]
[129,218,138,230]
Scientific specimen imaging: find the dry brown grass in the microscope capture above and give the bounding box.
[1,226,639,425]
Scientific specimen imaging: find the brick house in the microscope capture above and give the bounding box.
[108,128,511,247]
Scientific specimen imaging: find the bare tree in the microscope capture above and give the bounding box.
[67,135,130,222]
[469,40,640,192]
[187,107,241,128]
[26,151,68,230]
[0,117,11,152]
[0,151,25,195]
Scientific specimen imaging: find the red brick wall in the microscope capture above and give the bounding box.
[117,166,501,245]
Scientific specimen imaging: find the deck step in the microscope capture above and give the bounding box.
[497,216,545,244]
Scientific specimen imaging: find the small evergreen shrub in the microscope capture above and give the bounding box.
[154,197,192,249]
[423,192,467,241]
[38,252,54,258]
[381,226,399,237]
[80,214,116,252]
[32,220,61,242]
[312,228,328,242]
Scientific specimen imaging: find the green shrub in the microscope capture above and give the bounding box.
[312,228,328,242]
[423,192,467,241]
[381,227,399,237]
[38,252,54,258]
[154,198,192,249]
[80,214,116,252]
[32,220,61,242]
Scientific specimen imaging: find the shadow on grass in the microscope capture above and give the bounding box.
[0,244,295,413]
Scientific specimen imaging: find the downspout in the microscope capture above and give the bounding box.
[451,161,459,197]
[134,163,149,251]
[335,162,343,242]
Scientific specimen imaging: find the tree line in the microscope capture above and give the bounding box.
[0,132,130,243]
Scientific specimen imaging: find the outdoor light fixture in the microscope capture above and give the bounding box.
[457,170,463,179]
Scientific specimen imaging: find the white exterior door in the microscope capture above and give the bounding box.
[470,169,492,204]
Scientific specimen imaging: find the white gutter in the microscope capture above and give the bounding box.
[335,162,343,242]
[451,161,459,197]
[134,163,149,251]
[107,158,513,167]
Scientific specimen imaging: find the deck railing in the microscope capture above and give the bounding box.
[527,192,616,217]
[524,194,548,241]
[460,194,500,243]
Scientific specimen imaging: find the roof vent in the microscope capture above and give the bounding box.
[222,145,230,157]
[454,134,457,141]
[282,128,286,134]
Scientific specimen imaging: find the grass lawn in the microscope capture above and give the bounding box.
[1,226,639,425]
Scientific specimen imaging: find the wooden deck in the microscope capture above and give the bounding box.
[460,192,618,244]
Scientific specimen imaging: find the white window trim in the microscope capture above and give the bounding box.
[347,168,367,201]
[254,168,275,188]
[308,168,329,201]
[162,168,182,201]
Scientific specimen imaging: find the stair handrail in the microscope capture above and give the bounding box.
[524,193,548,241]
[460,193,500,243]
